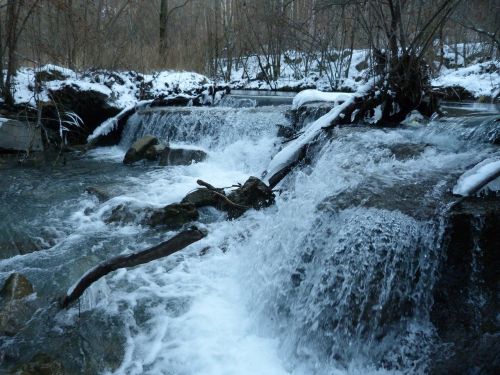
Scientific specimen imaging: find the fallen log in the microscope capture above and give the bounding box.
[61,227,206,308]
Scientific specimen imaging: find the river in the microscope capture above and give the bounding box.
[0,98,498,374]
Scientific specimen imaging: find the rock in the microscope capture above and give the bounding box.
[0,273,36,336]
[105,202,199,229]
[9,353,64,375]
[387,143,428,160]
[0,118,43,153]
[104,204,138,224]
[227,176,275,210]
[144,144,167,161]
[85,186,111,202]
[158,146,207,166]
[181,188,225,208]
[123,135,159,164]
[0,273,34,301]
[429,195,500,374]
[0,239,46,259]
[144,203,199,228]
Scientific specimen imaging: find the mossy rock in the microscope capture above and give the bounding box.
[0,273,34,301]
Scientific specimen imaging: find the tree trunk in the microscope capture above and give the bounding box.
[159,0,168,59]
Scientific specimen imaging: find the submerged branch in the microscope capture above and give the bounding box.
[61,227,206,308]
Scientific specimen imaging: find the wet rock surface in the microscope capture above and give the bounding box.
[9,353,65,375]
[105,202,199,229]
[430,196,500,374]
[123,135,159,164]
[0,274,36,337]
[181,188,225,208]
[85,186,112,202]
[144,203,199,228]
[0,274,34,301]
[158,147,207,166]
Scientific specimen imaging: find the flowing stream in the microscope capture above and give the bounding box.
[0,100,499,374]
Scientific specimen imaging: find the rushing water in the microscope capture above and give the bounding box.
[0,102,499,374]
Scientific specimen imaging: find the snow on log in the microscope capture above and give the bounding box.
[61,227,206,308]
[292,89,355,110]
[452,157,500,196]
[87,100,152,142]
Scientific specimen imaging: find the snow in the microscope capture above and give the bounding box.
[219,43,498,100]
[453,157,500,196]
[10,65,216,110]
[222,49,370,92]
[46,79,113,96]
[264,93,365,183]
[88,100,152,142]
[432,61,500,99]
[292,89,354,109]
[0,117,8,128]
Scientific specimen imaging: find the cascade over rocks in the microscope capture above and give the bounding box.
[61,227,207,308]
[265,54,441,189]
[65,176,274,307]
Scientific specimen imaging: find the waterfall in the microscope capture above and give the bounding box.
[120,106,289,150]
[1,103,498,374]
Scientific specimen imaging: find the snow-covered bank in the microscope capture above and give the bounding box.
[1,65,227,146]
[432,61,500,100]
[218,45,500,101]
[11,65,221,109]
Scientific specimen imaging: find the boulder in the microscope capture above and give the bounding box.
[0,118,43,153]
[0,273,34,301]
[104,204,140,224]
[85,186,112,202]
[144,203,199,228]
[429,195,500,374]
[158,146,207,166]
[181,188,225,208]
[123,135,159,164]
[0,273,36,336]
[144,144,167,161]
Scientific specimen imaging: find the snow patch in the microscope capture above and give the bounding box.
[292,89,355,109]
[453,157,500,196]
[88,100,152,142]
[432,61,500,99]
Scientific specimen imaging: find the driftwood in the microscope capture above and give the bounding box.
[61,227,206,308]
